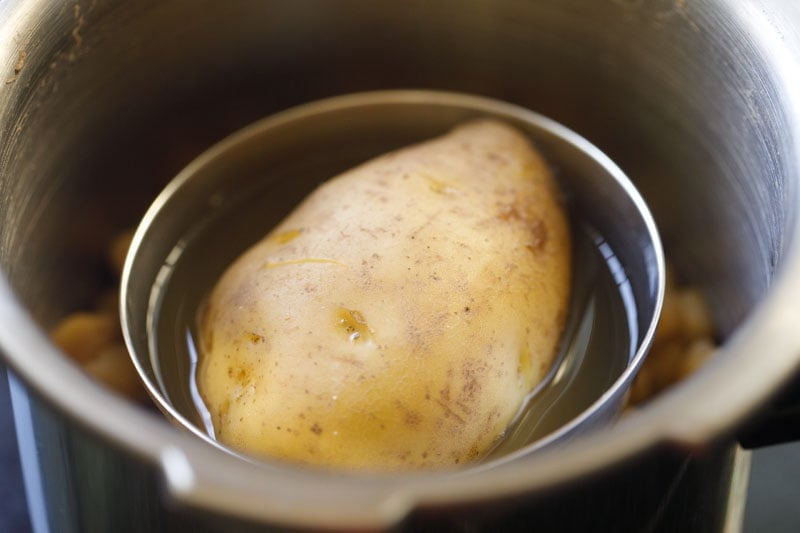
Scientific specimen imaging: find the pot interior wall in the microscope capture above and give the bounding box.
[0,1,792,358]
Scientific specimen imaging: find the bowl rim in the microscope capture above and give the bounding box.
[119,88,666,473]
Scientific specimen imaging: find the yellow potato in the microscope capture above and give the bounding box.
[198,120,571,470]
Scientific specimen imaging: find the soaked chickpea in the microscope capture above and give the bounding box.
[629,267,717,405]
[49,229,147,403]
[50,312,118,365]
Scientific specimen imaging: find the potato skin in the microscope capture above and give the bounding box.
[198,120,571,471]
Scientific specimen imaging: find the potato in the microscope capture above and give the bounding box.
[198,120,571,470]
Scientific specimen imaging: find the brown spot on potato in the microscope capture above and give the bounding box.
[223,367,249,386]
[527,220,549,253]
[335,307,373,343]
[331,355,365,367]
[405,410,422,428]
[486,151,511,166]
[434,398,466,424]
[310,423,323,435]
[455,400,473,415]
[496,202,524,222]
[461,365,483,401]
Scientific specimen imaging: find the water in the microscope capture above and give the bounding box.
[147,187,637,463]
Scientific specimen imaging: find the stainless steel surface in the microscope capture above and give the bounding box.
[1,0,799,530]
[120,90,664,464]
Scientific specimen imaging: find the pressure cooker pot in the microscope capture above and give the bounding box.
[2,1,800,531]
